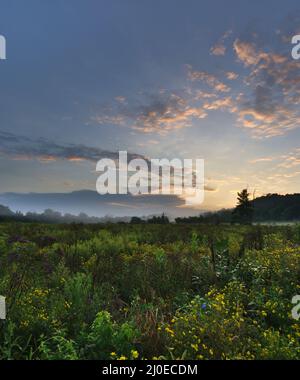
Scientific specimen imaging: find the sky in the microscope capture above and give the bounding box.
[0,0,300,216]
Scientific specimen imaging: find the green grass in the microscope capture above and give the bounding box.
[0,222,299,359]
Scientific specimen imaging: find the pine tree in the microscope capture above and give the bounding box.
[232,189,254,224]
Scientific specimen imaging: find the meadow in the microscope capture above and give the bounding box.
[0,222,299,360]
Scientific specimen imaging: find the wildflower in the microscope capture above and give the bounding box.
[165,327,174,336]
[131,350,139,359]
[191,343,198,351]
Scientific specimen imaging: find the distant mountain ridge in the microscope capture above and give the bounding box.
[0,191,299,222]
[0,190,200,218]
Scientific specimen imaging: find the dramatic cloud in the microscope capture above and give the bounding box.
[131,94,207,134]
[0,131,217,199]
[233,37,300,138]
[0,130,142,163]
[92,29,300,140]
[93,91,209,135]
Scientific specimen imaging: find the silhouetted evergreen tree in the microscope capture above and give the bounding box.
[232,189,254,224]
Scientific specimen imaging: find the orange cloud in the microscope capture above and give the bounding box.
[187,66,230,93]
[226,71,238,80]
[210,43,226,56]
